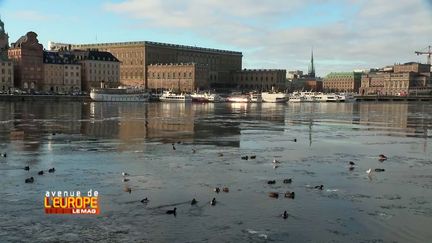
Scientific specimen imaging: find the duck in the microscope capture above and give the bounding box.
[293,138,297,142]
[268,192,279,198]
[283,178,292,184]
[378,154,388,161]
[374,168,385,172]
[25,177,34,183]
[166,207,177,215]
[214,187,220,193]
[124,187,132,194]
[218,152,224,157]
[282,210,288,219]
[38,170,44,175]
[177,141,182,144]
[272,159,280,164]
[250,155,256,159]
[366,168,372,175]
[140,197,149,203]
[349,161,355,166]
[210,197,216,206]
[24,165,30,171]
[192,148,196,154]
[284,191,295,199]
[122,172,129,177]
[273,165,279,169]
[314,185,323,190]
[191,198,197,205]
[48,168,55,173]
[172,145,176,150]
[267,180,276,185]
[241,155,249,160]
[222,187,229,193]
[1,153,7,158]
[123,178,130,182]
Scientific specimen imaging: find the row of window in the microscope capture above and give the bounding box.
[1,68,12,74]
[0,62,12,66]
[148,72,193,79]
[235,76,276,82]
[1,77,12,82]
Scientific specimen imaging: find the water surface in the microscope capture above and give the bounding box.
[0,101,431,242]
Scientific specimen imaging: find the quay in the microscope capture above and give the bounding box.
[0,94,91,102]
[355,95,432,102]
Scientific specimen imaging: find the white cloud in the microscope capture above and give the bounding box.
[104,0,432,76]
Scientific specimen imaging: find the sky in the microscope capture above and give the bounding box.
[1,0,432,76]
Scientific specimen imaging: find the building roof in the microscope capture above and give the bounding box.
[43,51,79,64]
[70,40,242,55]
[235,69,286,73]
[325,72,362,79]
[71,50,120,62]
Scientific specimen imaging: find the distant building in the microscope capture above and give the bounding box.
[232,69,286,91]
[360,62,431,95]
[0,17,13,92]
[8,32,44,90]
[287,50,322,92]
[147,63,209,92]
[67,41,242,89]
[287,70,303,80]
[43,51,81,93]
[323,72,362,93]
[69,49,120,91]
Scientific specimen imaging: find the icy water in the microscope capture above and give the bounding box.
[0,101,432,242]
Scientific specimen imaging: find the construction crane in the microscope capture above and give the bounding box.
[415,46,432,64]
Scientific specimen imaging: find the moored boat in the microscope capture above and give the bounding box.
[90,87,149,102]
[159,90,192,102]
[261,91,288,103]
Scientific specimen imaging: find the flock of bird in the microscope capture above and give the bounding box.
[10,137,388,219]
[22,164,56,183]
[116,141,388,220]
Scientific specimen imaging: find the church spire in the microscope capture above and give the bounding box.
[308,49,315,78]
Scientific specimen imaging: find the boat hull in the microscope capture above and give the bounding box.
[90,92,149,102]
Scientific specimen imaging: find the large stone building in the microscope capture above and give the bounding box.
[43,51,81,93]
[147,63,209,92]
[8,32,44,90]
[232,69,286,91]
[68,50,120,91]
[323,72,362,93]
[65,41,242,89]
[360,62,431,95]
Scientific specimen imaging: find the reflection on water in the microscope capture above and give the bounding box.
[0,101,432,242]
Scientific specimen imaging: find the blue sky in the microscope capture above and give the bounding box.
[1,0,432,76]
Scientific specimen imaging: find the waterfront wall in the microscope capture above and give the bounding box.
[0,94,91,102]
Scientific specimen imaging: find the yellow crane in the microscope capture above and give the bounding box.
[415,46,432,64]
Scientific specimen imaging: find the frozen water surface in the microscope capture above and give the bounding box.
[0,101,431,242]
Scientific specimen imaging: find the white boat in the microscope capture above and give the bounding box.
[337,93,356,102]
[90,87,149,102]
[159,90,192,102]
[207,93,225,102]
[250,93,262,103]
[288,96,306,103]
[191,92,225,102]
[227,94,250,103]
[314,92,339,102]
[191,92,209,102]
[261,92,288,103]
